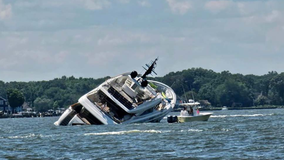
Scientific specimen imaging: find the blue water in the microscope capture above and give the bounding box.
[1,109,284,159]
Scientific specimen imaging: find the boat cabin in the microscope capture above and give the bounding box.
[85,75,162,123]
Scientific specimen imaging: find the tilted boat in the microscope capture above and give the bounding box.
[54,58,177,126]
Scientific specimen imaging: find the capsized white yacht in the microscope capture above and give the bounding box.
[54,58,177,126]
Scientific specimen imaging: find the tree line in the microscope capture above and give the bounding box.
[154,68,283,107]
[0,76,109,112]
[1,68,284,112]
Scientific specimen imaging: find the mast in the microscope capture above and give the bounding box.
[139,57,158,87]
[141,57,158,79]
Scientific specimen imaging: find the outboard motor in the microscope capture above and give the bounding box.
[167,115,178,123]
[167,115,173,123]
[172,115,177,122]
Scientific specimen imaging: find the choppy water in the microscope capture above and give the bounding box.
[1,109,284,159]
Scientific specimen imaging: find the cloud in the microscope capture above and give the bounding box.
[265,10,281,23]
[138,0,151,7]
[167,0,192,15]
[265,12,284,48]
[117,0,130,4]
[1,0,284,82]
[0,0,12,20]
[81,0,111,10]
[97,32,157,46]
[204,0,233,13]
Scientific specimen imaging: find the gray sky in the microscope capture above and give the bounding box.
[1,0,284,82]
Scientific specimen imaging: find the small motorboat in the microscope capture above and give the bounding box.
[177,113,212,122]
[167,99,212,123]
[222,106,228,110]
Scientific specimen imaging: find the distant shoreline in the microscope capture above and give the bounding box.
[201,106,280,111]
[174,105,283,111]
[0,113,60,119]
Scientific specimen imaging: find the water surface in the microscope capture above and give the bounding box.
[1,109,284,159]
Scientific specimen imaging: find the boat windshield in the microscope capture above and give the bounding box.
[87,90,131,123]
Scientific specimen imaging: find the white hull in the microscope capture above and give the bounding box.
[177,113,212,123]
[54,74,176,126]
[222,107,228,110]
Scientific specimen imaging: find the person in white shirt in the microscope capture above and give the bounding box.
[180,107,189,116]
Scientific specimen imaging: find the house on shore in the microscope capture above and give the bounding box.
[0,96,23,113]
[0,96,9,113]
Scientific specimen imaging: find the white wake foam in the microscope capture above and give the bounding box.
[84,129,162,136]
[211,113,273,118]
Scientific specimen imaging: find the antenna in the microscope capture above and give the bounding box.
[141,57,158,79]
[139,57,158,87]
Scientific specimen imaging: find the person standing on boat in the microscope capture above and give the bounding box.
[192,106,198,116]
[189,106,193,116]
[180,107,189,116]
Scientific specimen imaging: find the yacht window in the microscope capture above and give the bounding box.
[79,107,103,125]
[131,83,138,90]
[125,78,132,86]
[87,91,105,104]
[116,76,127,85]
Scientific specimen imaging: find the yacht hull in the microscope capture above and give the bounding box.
[54,79,176,126]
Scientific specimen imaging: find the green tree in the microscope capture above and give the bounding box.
[2,67,284,110]
[6,89,25,113]
[0,81,6,97]
[34,97,54,112]
[254,93,270,106]
[268,73,284,105]
[215,79,251,107]
[198,83,216,105]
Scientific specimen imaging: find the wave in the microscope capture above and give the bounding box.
[186,129,203,132]
[85,128,205,136]
[84,129,162,136]
[5,133,39,139]
[211,113,273,118]
[1,133,59,140]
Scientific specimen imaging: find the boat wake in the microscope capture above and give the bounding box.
[3,133,55,139]
[211,113,274,118]
[84,128,205,136]
[84,129,162,136]
[183,129,203,132]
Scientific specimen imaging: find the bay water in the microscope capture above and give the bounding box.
[1,109,284,159]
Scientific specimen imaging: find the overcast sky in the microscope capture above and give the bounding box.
[1,0,284,82]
